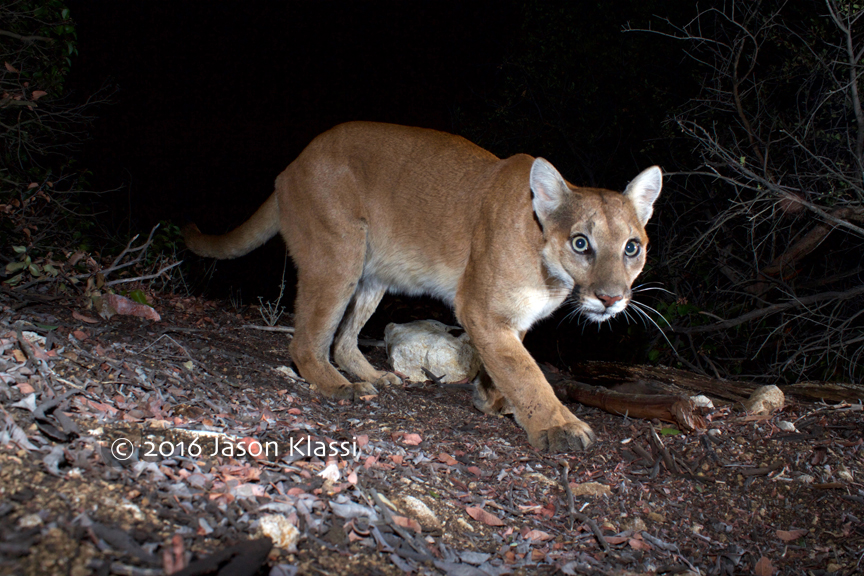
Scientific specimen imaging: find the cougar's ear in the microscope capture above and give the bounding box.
[530,157,569,223]
[623,166,663,225]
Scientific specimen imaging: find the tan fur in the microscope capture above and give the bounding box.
[184,122,662,452]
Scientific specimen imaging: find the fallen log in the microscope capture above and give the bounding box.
[552,378,706,432]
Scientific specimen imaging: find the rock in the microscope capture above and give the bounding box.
[393,495,442,531]
[569,482,611,497]
[274,365,299,380]
[257,514,299,552]
[384,320,481,383]
[743,385,785,415]
[777,420,796,432]
[622,516,647,532]
[690,395,714,408]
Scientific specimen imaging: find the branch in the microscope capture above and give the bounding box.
[0,29,54,43]
[672,284,864,334]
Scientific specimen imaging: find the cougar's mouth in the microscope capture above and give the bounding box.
[580,296,629,323]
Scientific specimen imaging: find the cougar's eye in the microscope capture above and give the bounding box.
[571,234,590,253]
[624,240,641,257]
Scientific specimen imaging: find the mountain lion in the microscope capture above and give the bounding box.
[184,122,662,452]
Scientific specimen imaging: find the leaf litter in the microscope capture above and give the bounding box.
[0,291,862,575]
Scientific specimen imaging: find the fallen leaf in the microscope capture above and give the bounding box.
[776,528,808,542]
[5,62,19,73]
[438,453,457,466]
[12,349,26,362]
[604,535,629,545]
[467,466,482,477]
[103,293,161,321]
[355,434,369,447]
[524,529,553,542]
[73,310,100,324]
[628,538,652,551]
[392,515,422,533]
[72,329,89,341]
[15,382,35,394]
[401,433,422,445]
[754,556,774,576]
[466,506,505,527]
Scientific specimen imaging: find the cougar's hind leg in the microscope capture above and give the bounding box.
[333,280,401,387]
[288,228,377,400]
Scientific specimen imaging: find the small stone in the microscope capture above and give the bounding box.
[18,514,43,528]
[837,465,854,483]
[707,428,721,437]
[622,516,647,532]
[647,512,665,523]
[456,518,474,532]
[570,482,611,497]
[776,420,796,432]
[797,474,815,484]
[393,495,442,531]
[257,514,300,552]
[274,365,299,380]
[690,395,714,408]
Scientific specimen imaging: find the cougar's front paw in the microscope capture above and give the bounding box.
[322,380,378,401]
[528,411,595,452]
[373,372,401,388]
[542,421,596,452]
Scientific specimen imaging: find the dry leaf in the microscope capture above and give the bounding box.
[5,62,19,73]
[392,515,422,533]
[628,538,652,551]
[72,310,100,324]
[401,433,422,445]
[465,506,505,527]
[30,90,47,100]
[524,529,553,542]
[604,535,629,545]
[754,556,774,576]
[103,293,161,321]
[438,453,458,466]
[776,528,808,542]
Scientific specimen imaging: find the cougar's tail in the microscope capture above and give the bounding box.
[183,193,280,259]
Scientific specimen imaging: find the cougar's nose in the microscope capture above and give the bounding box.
[595,293,623,308]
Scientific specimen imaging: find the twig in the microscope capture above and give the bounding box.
[105,260,183,287]
[558,461,609,551]
[242,325,295,333]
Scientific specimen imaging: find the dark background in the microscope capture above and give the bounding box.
[64,1,696,368]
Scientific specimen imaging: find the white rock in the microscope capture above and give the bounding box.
[743,385,785,415]
[385,320,481,383]
[18,514,42,528]
[776,420,797,432]
[691,395,714,408]
[258,514,299,552]
[393,495,442,531]
[837,465,854,482]
[274,365,299,380]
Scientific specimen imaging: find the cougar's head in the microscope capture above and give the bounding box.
[530,158,662,323]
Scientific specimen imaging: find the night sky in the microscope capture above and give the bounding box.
[65,1,683,366]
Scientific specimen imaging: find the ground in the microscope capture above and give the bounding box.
[0,290,862,576]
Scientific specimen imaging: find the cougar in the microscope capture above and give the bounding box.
[184,122,662,452]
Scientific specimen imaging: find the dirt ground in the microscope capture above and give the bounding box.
[0,290,862,576]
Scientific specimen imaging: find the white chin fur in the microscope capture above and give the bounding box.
[581,300,628,323]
